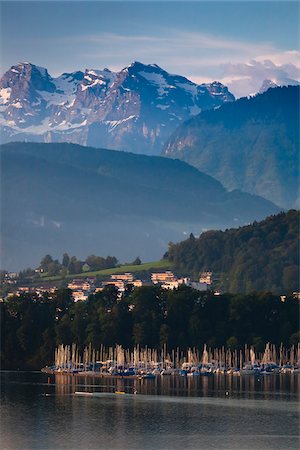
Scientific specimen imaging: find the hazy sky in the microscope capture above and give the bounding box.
[1,1,299,84]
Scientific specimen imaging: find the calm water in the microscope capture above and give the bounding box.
[0,371,299,450]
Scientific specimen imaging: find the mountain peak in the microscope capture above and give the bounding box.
[9,62,50,79]
[127,61,145,68]
[1,62,54,92]
[259,79,279,93]
[123,61,164,74]
[85,68,113,76]
[60,70,85,82]
[0,62,57,121]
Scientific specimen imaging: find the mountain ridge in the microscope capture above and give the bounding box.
[0,61,234,155]
[1,141,279,270]
[163,86,299,209]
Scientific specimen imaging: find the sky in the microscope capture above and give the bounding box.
[1,1,299,95]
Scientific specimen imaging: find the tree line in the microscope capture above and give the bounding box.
[13,254,143,281]
[16,252,120,279]
[1,285,298,370]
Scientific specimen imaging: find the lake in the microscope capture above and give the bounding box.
[0,371,299,450]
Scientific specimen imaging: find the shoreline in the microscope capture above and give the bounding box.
[41,368,138,379]
[41,367,299,378]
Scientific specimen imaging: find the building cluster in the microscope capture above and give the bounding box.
[3,268,300,304]
[62,271,208,302]
[103,273,143,294]
[67,278,96,302]
[151,271,209,291]
[5,285,58,299]
[199,272,213,285]
[2,270,213,302]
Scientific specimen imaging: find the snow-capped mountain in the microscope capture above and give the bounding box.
[218,60,300,98]
[0,61,235,154]
[259,79,279,94]
[259,78,300,94]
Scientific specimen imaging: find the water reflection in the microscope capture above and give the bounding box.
[51,371,299,401]
[1,372,299,450]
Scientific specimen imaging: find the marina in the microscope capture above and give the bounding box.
[42,342,300,378]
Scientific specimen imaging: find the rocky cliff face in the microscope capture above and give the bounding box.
[0,61,234,154]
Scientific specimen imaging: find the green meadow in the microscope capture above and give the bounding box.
[41,259,173,282]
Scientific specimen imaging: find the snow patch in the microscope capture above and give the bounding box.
[12,102,23,109]
[176,81,198,98]
[87,69,113,77]
[106,115,136,131]
[156,104,169,110]
[54,119,87,131]
[0,88,12,104]
[87,70,100,77]
[38,85,75,106]
[52,75,80,98]
[139,71,169,96]
[66,98,76,108]
[81,78,106,91]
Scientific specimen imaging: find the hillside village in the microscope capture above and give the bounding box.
[1,270,214,301]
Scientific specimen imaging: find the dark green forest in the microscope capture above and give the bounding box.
[1,286,299,370]
[166,210,299,293]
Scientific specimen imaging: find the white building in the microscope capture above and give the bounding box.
[199,272,213,285]
[110,273,134,282]
[151,271,176,284]
[73,290,89,302]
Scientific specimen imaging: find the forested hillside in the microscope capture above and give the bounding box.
[166,210,299,293]
[164,86,299,208]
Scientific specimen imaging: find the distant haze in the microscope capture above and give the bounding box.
[0,142,279,270]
